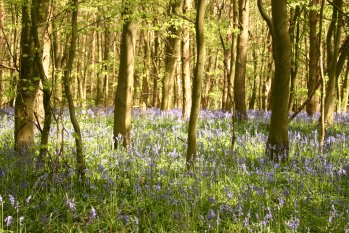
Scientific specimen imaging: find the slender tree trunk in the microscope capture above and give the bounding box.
[227,0,238,111]
[103,18,111,107]
[63,0,85,179]
[249,49,257,109]
[335,37,349,112]
[186,0,206,170]
[182,0,192,118]
[0,1,4,107]
[324,0,343,126]
[161,0,183,110]
[307,0,321,116]
[95,17,104,107]
[288,6,301,112]
[341,59,349,113]
[142,30,151,106]
[262,33,273,111]
[259,0,291,162]
[234,0,249,119]
[114,5,137,149]
[31,0,51,164]
[152,21,161,108]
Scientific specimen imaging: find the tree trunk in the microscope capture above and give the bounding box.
[259,0,291,162]
[288,6,301,112]
[142,29,151,106]
[335,37,349,112]
[341,59,349,113]
[114,6,137,149]
[0,1,3,107]
[181,0,191,118]
[306,0,320,116]
[31,0,52,165]
[14,0,42,151]
[152,21,161,108]
[103,18,111,107]
[95,17,104,107]
[63,0,85,179]
[324,0,343,126]
[186,0,206,170]
[161,0,183,110]
[234,0,249,119]
[249,49,257,109]
[227,0,238,111]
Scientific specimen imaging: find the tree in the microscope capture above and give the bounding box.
[161,0,183,111]
[306,0,321,116]
[31,0,52,163]
[114,1,137,149]
[63,0,86,179]
[233,0,249,119]
[323,0,344,126]
[186,0,206,169]
[14,0,49,151]
[258,0,291,162]
[181,0,192,118]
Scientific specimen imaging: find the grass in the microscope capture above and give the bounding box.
[0,108,348,232]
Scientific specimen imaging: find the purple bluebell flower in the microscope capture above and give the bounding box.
[65,195,76,211]
[88,206,97,224]
[286,217,300,232]
[4,216,13,227]
[207,209,216,221]
[9,195,14,207]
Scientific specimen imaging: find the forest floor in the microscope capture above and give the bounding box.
[0,108,348,232]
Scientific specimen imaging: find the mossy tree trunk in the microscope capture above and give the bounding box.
[186,0,206,170]
[14,0,48,152]
[31,0,51,163]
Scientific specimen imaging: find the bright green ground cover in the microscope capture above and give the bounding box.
[0,108,348,232]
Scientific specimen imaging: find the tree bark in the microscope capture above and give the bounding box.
[288,6,301,112]
[181,0,192,118]
[324,0,343,126]
[152,20,161,108]
[249,49,257,109]
[161,0,183,110]
[259,0,291,162]
[63,0,86,179]
[0,1,4,107]
[142,29,151,106]
[306,0,321,116]
[114,4,137,149]
[103,17,111,106]
[233,0,249,119]
[186,0,206,170]
[31,0,51,164]
[341,59,349,113]
[14,0,48,151]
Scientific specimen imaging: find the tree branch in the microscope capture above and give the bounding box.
[0,63,19,71]
[257,0,273,38]
[288,78,321,122]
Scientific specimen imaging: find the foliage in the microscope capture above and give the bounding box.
[0,108,348,232]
